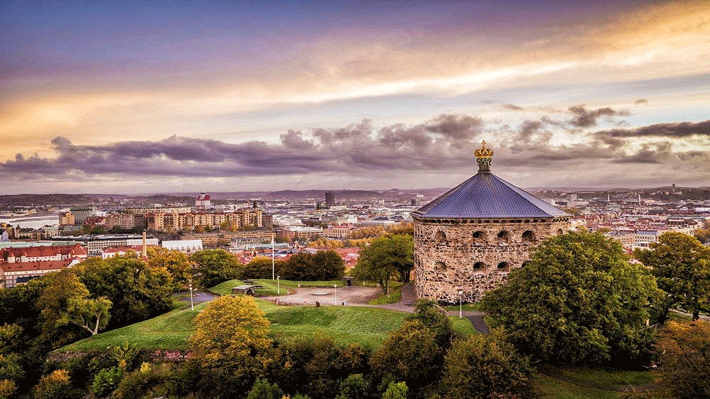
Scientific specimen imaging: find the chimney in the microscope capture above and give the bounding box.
[142,231,147,258]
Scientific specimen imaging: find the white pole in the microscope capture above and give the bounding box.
[277,275,280,295]
[271,233,275,280]
[334,284,337,306]
[459,290,463,319]
[190,282,194,311]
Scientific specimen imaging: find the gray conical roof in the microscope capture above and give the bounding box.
[414,172,568,219]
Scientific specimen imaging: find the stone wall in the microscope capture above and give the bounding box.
[413,217,570,303]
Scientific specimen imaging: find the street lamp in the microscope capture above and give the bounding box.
[458,289,463,319]
[189,279,194,311]
[277,275,280,295]
[334,284,338,306]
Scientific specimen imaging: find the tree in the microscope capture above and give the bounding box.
[75,256,173,328]
[37,270,111,337]
[406,298,456,349]
[370,320,442,394]
[355,235,413,294]
[441,330,533,399]
[482,231,662,366]
[33,369,77,399]
[189,296,271,395]
[313,250,345,280]
[147,247,194,291]
[694,228,710,244]
[246,379,283,399]
[242,256,285,280]
[189,249,242,287]
[635,232,710,321]
[381,382,408,399]
[654,320,710,399]
[279,252,315,281]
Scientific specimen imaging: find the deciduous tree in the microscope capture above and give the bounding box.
[635,232,710,321]
[483,231,662,366]
[189,249,242,287]
[655,320,710,399]
[147,247,194,291]
[441,330,533,399]
[354,235,413,294]
[370,320,441,394]
[189,296,271,398]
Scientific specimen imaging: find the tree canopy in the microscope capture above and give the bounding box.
[354,234,413,293]
[654,320,710,399]
[75,256,173,328]
[482,231,662,366]
[147,247,194,291]
[189,249,242,288]
[634,232,710,321]
[441,330,533,399]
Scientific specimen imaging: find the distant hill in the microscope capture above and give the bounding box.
[0,194,96,207]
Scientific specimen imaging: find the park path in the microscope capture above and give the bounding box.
[372,284,490,333]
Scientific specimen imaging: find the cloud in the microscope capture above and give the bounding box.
[595,120,710,139]
[567,105,630,128]
[502,103,524,111]
[0,114,485,179]
[1,110,708,189]
[635,99,648,105]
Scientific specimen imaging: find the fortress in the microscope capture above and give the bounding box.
[412,142,570,303]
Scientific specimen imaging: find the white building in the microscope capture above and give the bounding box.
[161,239,203,254]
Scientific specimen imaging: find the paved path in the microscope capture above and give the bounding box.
[173,291,218,305]
[372,284,490,333]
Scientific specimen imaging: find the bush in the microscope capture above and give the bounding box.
[370,320,442,395]
[247,379,283,399]
[242,257,285,279]
[113,363,171,399]
[91,366,124,397]
[441,330,533,399]
[279,251,345,281]
[33,370,78,399]
[406,299,456,349]
[382,381,408,399]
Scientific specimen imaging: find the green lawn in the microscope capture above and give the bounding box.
[444,302,483,312]
[59,298,475,351]
[367,282,404,305]
[535,365,655,399]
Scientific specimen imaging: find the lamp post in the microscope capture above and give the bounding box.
[189,279,194,311]
[458,289,463,319]
[334,284,338,306]
[277,275,280,295]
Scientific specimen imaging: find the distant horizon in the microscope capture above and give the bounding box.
[2,184,709,198]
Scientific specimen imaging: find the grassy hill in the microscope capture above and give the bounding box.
[60,297,475,352]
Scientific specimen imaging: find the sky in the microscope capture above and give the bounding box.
[1,0,709,194]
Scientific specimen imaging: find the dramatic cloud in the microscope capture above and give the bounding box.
[0,114,485,179]
[595,120,710,139]
[635,99,649,105]
[3,106,708,191]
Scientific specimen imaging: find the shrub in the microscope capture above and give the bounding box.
[441,330,533,399]
[246,379,283,399]
[91,366,124,397]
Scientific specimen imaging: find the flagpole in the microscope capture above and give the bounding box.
[271,232,275,280]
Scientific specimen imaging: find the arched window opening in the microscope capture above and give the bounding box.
[435,231,447,242]
[473,262,486,270]
[497,262,510,271]
[497,231,510,243]
[435,261,447,271]
[472,231,486,243]
[557,229,564,236]
[522,230,536,242]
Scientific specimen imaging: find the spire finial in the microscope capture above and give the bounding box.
[474,140,494,173]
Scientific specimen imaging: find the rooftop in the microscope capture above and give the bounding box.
[414,142,569,220]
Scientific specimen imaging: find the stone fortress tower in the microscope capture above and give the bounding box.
[412,142,570,303]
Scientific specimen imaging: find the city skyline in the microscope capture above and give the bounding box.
[1,0,709,194]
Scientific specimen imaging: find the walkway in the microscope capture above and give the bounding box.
[373,284,490,333]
